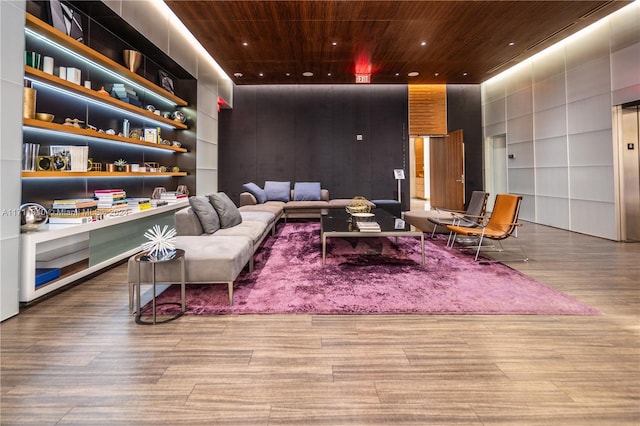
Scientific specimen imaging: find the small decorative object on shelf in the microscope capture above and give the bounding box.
[114,159,127,172]
[176,185,189,196]
[123,49,142,73]
[97,86,110,96]
[141,224,177,261]
[151,187,166,199]
[20,203,48,232]
[172,111,186,123]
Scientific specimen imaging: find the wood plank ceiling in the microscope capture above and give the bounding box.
[165,1,631,85]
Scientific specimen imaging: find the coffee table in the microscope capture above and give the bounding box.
[321,208,425,266]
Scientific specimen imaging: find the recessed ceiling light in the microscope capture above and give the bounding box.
[395,73,400,77]
[233,72,243,78]
[332,41,337,46]
[462,72,468,76]
[327,72,332,77]
[434,72,439,76]
[420,41,427,46]
[258,72,264,77]
[303,71,314,77]
[286,72,290,77]
[242,42,248,46]
[508,41,515,46]
[408,71,419,77]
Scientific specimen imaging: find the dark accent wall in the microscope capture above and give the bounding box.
[447,85,483,205]
[219,85,410,208]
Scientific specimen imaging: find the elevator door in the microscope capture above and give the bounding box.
[620,106,640,241]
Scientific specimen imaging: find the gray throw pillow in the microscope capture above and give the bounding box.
[188,195,220,234]
[264,181,291,202]
[208,192,242,228]
[293,182,321,201]
[242,182,267,204]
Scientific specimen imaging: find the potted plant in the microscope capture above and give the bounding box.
[114,158,127,172]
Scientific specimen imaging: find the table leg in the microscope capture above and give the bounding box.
[180,256,186,313]
[136,263,141,318]
[322,234,327,265]
[151,263,156,325]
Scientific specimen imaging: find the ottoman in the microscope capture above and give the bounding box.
[371,199,402,217]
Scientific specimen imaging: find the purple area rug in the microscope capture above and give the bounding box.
[151,222,599,315]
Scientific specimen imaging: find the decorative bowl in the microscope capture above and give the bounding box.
[35,113,54,122]
[20,203,48,232]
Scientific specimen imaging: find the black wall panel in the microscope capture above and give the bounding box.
[446,85,483,205]
[219,84,410,207]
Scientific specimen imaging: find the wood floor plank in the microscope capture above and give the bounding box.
[1,221,639,425]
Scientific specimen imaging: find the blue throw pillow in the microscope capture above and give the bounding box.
[264,181,291,202]
[293,182,321,201]
[242,182,267,204]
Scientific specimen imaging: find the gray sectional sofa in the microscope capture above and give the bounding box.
[239,181,375,219]
[128,184,377,309]
[128,192,281,308]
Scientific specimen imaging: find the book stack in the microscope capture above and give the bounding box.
[107,83,142,107]
[127,197,152,211]
[356,221,381,232]
[94,189,129,211]
[51,198,98,211]
[160,191,188,204]
[49,198,100,224]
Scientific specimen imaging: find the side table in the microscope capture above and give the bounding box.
[134,248,186,325]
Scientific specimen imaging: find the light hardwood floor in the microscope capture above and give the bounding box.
[1,221,639,425]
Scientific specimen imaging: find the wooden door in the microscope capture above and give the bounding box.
[414,137,425,199]
[430,130,464,211]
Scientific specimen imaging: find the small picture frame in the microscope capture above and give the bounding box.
[144,128,158,143]
[158,70,174,94]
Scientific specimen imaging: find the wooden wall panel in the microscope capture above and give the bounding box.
[409,85,447,135]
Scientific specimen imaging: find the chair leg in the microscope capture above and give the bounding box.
[474,234,485,261]
[430,224,438,239]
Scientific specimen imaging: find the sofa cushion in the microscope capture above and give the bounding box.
[242,182,267,204]
[264,181,291,202]
[188,195,220,234]
[174,207,204,236]
[293,182,321,201]
[240,211,276,227]
[208,192,243,229]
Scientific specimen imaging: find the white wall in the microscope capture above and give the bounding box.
[103,0,232,196]
[482,1,640,240]
[0,0,26,321]
[0,0,232,321]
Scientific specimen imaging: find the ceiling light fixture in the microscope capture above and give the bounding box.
[509,41,515,46]
[408,71,419,77]
[242,42,248,46]
[303,72,314,77]
[332,41,337,46]
[234,72,243,78]
[420,41,427,46]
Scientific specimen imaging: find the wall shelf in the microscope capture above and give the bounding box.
[23,118,188,152]
[25,13,187,107]
[22,171,187,178]
[24,67,188,130]
[20,201,189,304]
